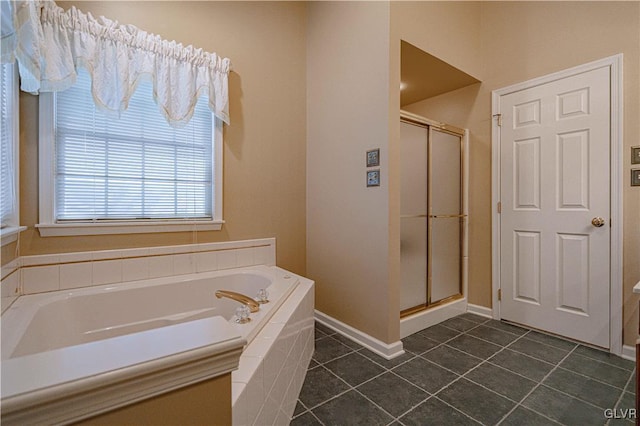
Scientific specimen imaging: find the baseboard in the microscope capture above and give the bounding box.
[400,298,467,338]
[621,344,636,362]
[466,304,493,319]
[314,310,405,360]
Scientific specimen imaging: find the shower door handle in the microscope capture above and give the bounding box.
[429,214,467,219]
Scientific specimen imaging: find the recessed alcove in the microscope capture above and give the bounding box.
[400,40,480,106]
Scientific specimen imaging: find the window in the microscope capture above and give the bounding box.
[0,62,23,245]
[38,68,223,236]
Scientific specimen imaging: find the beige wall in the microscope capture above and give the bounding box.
[306,2,398,343]
[17,1,307,275]
[405,1,640,345]
[391,1,483,81]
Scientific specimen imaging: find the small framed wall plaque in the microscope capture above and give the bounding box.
[632,169,640,187]
[366,149,380,167]
[367,169,380,187]
[632,146,640,165]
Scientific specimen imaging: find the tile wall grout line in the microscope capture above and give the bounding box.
[19,243,272,268]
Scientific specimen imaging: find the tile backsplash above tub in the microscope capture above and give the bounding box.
[1,259,20,313]
[5,238,276,297]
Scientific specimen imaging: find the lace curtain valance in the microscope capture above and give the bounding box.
[1,0,231,126]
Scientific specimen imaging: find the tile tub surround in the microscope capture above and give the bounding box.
[1,258,20,314]
[295,314,636,425]
[0,238,276,299]
[1,238,318,424]
[232,273,315,425]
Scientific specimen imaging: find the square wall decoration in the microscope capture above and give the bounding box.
[366,149,380,167]
[367,170,380,187]
[632,169,640,187]
[632,146,640,165]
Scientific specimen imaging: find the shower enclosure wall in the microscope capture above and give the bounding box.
[400,111,468,337]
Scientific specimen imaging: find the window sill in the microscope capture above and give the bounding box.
[36,221,224,237]
[1,226,28,247]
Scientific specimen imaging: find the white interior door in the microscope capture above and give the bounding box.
[499,65,611,348]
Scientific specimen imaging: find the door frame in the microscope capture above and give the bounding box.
[490,54,623,354]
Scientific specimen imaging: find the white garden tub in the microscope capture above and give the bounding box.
[1,265,314,425]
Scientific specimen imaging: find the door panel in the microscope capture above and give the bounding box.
[400,121,428,311]
[500,66,611,348]
[430,216,461,303]
[513,230,541,304]
[430,130,461,215]
[513,137,540,210]
[430,129,463,304]
[400,216,428,311]
[556,233,589,314]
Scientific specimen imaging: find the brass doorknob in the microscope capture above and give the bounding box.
[591,217,606,227]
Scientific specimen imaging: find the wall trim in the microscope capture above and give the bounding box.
[621,344,636,362]
[466,303,493,319]
[314,310,405,360]
[491,54,624,355]
[400,298,467,339]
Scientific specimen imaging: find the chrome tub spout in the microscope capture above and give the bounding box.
[215,290,260,313]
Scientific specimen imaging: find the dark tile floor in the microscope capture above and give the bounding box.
[291,313,636,426]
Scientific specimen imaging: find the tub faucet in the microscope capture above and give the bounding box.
[215,290,260,313]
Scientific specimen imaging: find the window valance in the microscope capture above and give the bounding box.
[2,0,231,126]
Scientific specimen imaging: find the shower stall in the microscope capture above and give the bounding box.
[400,110,468,337]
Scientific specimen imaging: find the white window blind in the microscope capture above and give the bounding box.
[1,63,16,228]
[53,69,215,222]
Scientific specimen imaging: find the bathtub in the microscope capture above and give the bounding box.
[1,265,315,425]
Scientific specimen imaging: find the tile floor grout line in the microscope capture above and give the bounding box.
[290,399,310,420]
[438,320,485,335]
[551,363,632,392]
[392,331,493,425]
[490,342,575,425]
[298,364,356,412]
[502,329,634,391]
[439,323,633,388]
[352,383,428,424]
[345,352,441,422]
[430,394,489,425]
[311,337,360,366]
[309,354,423,425]
[410,324,538,418]
[562,348,637,373]
[605,366,637,426]
[436,328,552,423]
[494,343,602,425]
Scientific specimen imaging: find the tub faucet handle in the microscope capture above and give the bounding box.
[256,289,269,304]
[235,305,251,324]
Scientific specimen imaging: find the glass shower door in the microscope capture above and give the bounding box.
[429,128,463,304]
[400,121,428,312]
[400,117,464,316]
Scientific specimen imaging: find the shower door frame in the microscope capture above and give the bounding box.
[400,110,469,318]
